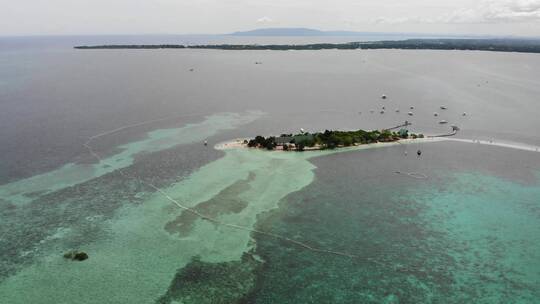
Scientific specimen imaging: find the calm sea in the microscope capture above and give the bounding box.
[0,35,539,303]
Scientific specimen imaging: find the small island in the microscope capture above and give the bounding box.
[243,128,423,151]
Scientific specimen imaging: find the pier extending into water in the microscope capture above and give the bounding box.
[384,120,412,131]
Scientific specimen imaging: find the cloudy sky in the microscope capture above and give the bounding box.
[1,0,540,36]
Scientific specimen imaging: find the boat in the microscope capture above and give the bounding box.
[395,109,400,112]
[434,112,439,116]
[204,140,208,146]
[440,106,447,110]
[408,112,414,116]
[381,94,387,99]
[462,112,467,116]
[410,106,414,109]
[380,110,385,114]
[439,120,448,124]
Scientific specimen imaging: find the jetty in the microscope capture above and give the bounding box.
[384,120,412,131]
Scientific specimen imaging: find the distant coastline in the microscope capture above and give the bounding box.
[74,38,540,53]
[74,44,186,49]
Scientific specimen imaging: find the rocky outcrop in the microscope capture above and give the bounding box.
[63,250,89,261]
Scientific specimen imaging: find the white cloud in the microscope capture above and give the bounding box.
[2,0,540,36]
[374,0,540,24]
[482,0,540,21]
[256,16,274,24]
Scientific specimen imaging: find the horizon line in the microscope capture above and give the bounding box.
[1,28,539,40]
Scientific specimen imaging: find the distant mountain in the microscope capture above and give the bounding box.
[230,28,325,36]
[228,28,504,39]
[230,28,379,36]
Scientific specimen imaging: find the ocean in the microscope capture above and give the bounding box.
[0,35,539,303]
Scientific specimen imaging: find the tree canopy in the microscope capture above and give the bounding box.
[246,128,422,151]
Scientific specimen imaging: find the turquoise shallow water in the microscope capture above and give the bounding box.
[0,109,539,303]
[0,111,263,205]
[417,172,540,303]
[0,147,318,303]
[241,147,540,303]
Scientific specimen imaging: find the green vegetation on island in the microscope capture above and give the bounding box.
[189,39,540,53]
[245,128,423,151]
[75,39,540,54]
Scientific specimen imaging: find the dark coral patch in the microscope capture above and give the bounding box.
[165,172,255,236]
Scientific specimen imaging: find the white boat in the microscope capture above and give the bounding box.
[439,120,448,124]
[440,106,447,110]
[381,94,387,99]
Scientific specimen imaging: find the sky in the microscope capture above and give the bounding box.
[1,0,540,37]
